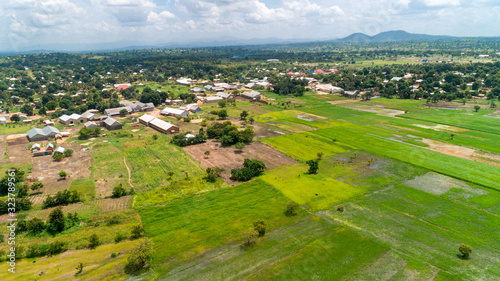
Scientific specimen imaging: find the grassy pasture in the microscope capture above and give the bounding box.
[260,132,346,161]
[322,185,500,281]
[69,177,96,200]
[140,179,302,277]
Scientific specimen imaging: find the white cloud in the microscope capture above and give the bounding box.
[421,0,461,7]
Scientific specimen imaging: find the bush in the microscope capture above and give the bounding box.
[47,241,68,256]
[253,220,267,237]
[230,158,266,181]
[88,234,100,249]
[459,244,472,259]
[125,239,154,273]
[306,159,320,174]
[63,149,74,157]
[115,231,128,243]
[130,224,144,239]
[27,217,45,235]
[47,207,65,233]
[112,183,127,198]
[241,229,259,248]
[337,205,345,212]
[285,201,299,216]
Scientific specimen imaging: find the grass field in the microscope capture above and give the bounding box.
[69,178,96,200]
[140,179,303,277]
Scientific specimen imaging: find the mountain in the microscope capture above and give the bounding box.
[340,30,454,42]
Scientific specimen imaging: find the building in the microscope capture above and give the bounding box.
[241,91,262,100]
[103,117,122,130]
[202,96,224,103]
[165,99,183,106]
[314,84,344,94]
[85,121,98,129]
[185,103,201,113]
[216,92,233,100]
[190,87,205,93]
[139,114,180,134]
[59,113,85,125]
[176,78,192,86]
[54,147,65,154]
[31,143,41,152]
[43,120,55,126]
[104,106,132,117]
[114,83,131,91]
[27,126,61,142]
[0,117,6,125]
[119,101,155,112]
[160,108,189,118]
[81,111,97,120]
[46,143,55,152]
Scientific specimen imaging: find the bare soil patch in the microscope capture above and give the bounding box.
[422,138,500,167]
[0,134,31,165]
[327,99,360,105]
[183,140,297,184]
[31,142,92,194]
[413,124,469,132]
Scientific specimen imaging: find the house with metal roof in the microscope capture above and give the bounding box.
[54,147,65,154]
[139,114,179,134]
[85,121,98,129]
[160,108,189,118]
[27,126,61,142]
[59,113,85,125]
[104,106,132,116]
[216,92,234,100]
[185,103,201,113]
[0,117,6,125]
[103,117,122,130]
[202,96,224,103]
[119,101,155,112]
[241,91,262,100]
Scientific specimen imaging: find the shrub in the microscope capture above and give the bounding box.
[337,205,345,212]
[115,231,128,243]
[285,201,299,216]
[241,229,259,248]
[125,239,154,273]
[253,220,267,237]
[88,234,100,249]
[130,224,144,239]
[112,184,127,198]
[459,244,472,259]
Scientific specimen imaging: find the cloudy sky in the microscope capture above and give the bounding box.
[1,0,499,52]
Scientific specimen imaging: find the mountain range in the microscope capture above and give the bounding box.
[339,30,454,42]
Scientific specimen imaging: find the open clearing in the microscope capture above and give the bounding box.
[183,140,297,183]
[421,138,500,167]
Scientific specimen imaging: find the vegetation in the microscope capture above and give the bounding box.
[231,158,266,181]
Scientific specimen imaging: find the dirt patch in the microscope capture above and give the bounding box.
[183,140,297,184]
[31,142,92,194]
[414,124,469,132]
[0,134,31,165]
[296,114,325,122]
[421,138,500,167]
[327,99,360,105]
[404,172,476,195]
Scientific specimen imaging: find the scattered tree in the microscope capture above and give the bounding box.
[31,181,44,192]
[235,142,245,152]
[58,170,67,179]
[75,262,83,276]
[474,105,480,112]
[253,220,267,237]
[241,229,259,248]
[459,244,472,259]
[306,159,320,174]
[125,239,154,273]
[63,149,74,157]
[240,110,249,120]
[112,183,127,198]
[131,224,144,239]
[88,234,100,249]
[119,108,128,117]
[285,201,299,216]
[47,207,65,233]
[204,150,211,158]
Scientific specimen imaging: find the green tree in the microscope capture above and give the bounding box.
[241,229,259,248]
[459,244,472,259]
[285,201,299,216]
[31,181,44,192]
[204,150,211,158]
[20,104,34,116]
[219,135,233,146]
[167,171,174,179]
[125,239,154,273]
[306,159,320,174]
[112,184,127,198]
[47,207,65,233]
[217,109,228,119]
[27,217,45,235]
[75,262,83,276]
[218,99,227,108]
[10,114,20,122]
[235,142,245,152]
[53,153,64,161]
[253,220,267,237]
[119,108,128,117]
[474,105,480,112]
[240,110,248,120]
[88,234,100,249]
[58,170,67,179]
[130,224,144,239]
[63,149,74,157]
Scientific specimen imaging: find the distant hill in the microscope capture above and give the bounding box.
[340,30,454,42]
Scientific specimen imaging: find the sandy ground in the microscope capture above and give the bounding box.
[31,142,92,194]
[183,140,298,184]
[422,138,500,167]
[0,134,31,165]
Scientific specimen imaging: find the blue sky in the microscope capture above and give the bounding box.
[1,0,499,51]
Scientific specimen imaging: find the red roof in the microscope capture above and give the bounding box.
[314,69,324,73]
[117,85,130,90]
[287,72,295,75]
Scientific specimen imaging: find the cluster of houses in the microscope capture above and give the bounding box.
[0,114,32,125]
[104,101,155,117]
[314,84,344,94]
[139,114,179,134]
[31,142,65,157]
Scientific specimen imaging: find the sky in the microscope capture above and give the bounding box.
[1,0,500,52]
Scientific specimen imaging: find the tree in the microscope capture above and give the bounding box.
[220,135,233,146]
[18,184,29,198]
[112,183,127,198]
[88,234,100,249]
[240,110,248,120]
[167,171,174,179]
[10,114,20,122]
[119,109,128,117]
[450,133,455,140]
[217,109,228,119]
[474,105,480,112]
[31,181,44,192]
[317,152,324,160]
[205,167,224,182]
[58,170,67,179]
[253,220,267,237]
[459,244,472,259]
[75,262,83,276]
[130,224,144,239]
[47,207,65,233]
[285,201,299,216]
[235,142,245,152]
[241,229,259,248]
[249,117,255,124]
[53,152,65,161]
[63,149,74,157]
[306,159,320,174]
[125,239,154,273]
[204,150,211,158]
[20,104,34,116]
[27,217,45,235]
[218,100,227,108]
